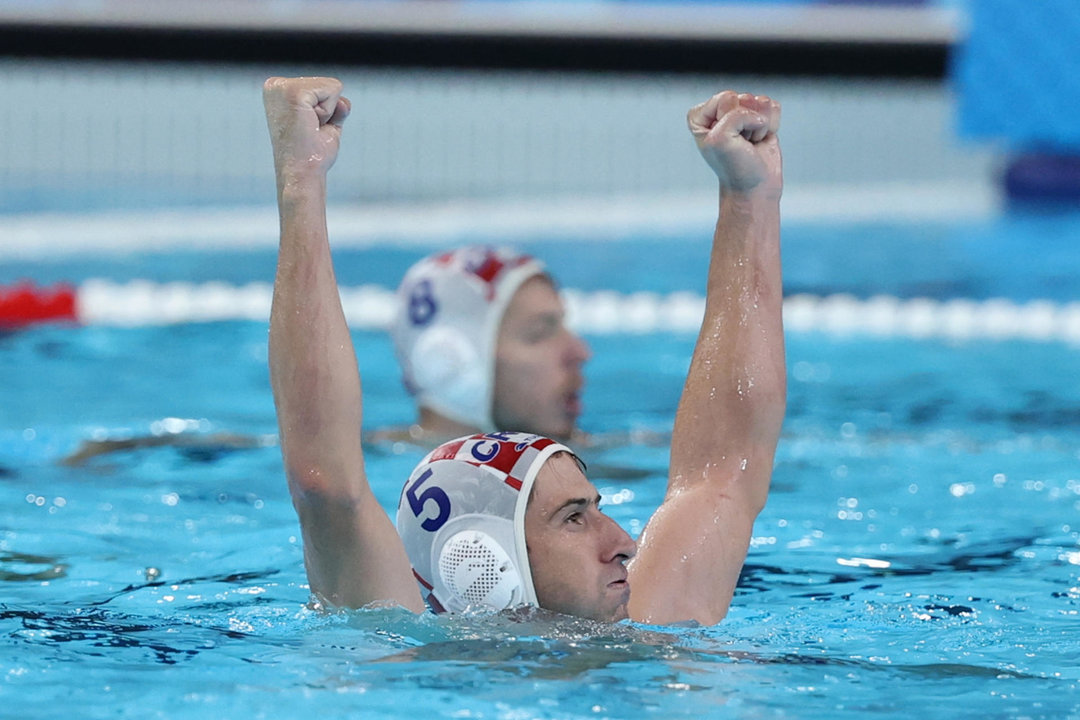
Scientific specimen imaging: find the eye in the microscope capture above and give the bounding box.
[524,315,561,343]
[565,511,584,525]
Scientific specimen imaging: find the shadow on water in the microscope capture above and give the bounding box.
[91,568,283,606]
[0,551,68,581]
[0,605,242,665]
[0,568,288,665]
[736,533,1040,598]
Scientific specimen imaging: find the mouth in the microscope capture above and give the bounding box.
[565,391,583,419]
[607,575,629,591]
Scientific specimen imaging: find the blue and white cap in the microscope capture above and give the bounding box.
[390,246,546,432]
[396,431,580,614]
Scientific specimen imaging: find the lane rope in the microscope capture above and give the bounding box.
[3,280,1079,344]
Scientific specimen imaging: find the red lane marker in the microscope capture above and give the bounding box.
[0,282,78,329]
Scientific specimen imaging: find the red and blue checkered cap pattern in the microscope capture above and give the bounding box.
[426,431,563,492]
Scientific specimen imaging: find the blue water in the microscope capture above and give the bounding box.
[2,219,1079,719]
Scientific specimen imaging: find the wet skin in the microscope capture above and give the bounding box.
[524,452,637,621]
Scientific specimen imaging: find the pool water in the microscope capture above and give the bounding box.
[2,216,1080,719]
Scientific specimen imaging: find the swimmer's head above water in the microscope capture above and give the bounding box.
[397,431,636,621]
[391,246,590,441]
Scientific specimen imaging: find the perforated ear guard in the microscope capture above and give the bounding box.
[407,325,485,427]
[434,523,523,613]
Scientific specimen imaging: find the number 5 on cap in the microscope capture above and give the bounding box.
[406,468,451,532]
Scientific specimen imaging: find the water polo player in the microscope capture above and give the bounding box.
[264,76,784,625]
[385,245,590,445]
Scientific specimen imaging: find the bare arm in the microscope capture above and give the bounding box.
[264,76,424,612]
[628,92,785,625]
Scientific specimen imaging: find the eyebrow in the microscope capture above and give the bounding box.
[550,494,602,520]
[522,312,561,334]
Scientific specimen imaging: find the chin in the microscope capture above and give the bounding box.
[550,418,577,441]
[530,421,572,442]
[608,606,630,623]
[551,427,574,442]
[597,597,630,623]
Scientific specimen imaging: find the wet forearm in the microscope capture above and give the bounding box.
[669,189,785,506]
[269,177,364,496]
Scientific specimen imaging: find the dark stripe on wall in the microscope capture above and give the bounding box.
[0,24,948,78]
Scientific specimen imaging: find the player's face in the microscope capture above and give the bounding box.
[492,277,590,440]
[524,453,636,621]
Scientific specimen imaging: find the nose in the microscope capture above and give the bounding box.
[563,328,591,366]
[599,511,637,563]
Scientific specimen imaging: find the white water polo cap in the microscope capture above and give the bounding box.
[390,246,546,431]
[396,431,580,614]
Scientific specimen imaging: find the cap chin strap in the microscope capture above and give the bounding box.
[511,441,574,610]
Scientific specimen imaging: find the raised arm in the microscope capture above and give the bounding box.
[628,91,785,625]
[264,76,423,612]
